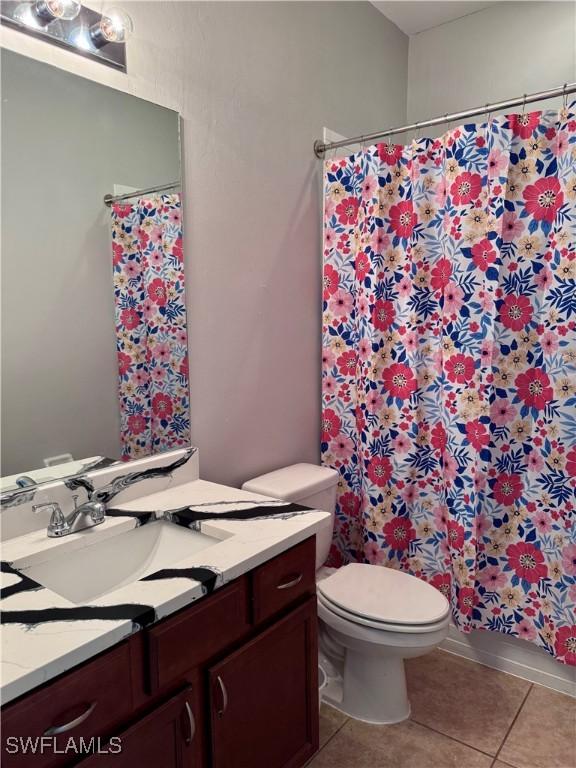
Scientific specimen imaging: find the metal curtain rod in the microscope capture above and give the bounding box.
[313,82,576,157]
[104,180,181,206]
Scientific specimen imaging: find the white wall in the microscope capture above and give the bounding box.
[407,1,576,127]
[0,2,409,486]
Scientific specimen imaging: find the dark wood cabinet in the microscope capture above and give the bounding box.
[78,689,195,768]
[209,598,319,768]
[147,578,251,693]
[1,644,133,768]
[250,537,316,625]
[1,538,319,768]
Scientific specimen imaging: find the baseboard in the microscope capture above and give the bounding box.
[440,625,576,697]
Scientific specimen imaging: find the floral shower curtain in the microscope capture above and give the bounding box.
[111,193,190,460]
[321,104,576,664]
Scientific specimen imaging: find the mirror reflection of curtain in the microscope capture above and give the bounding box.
[110,193,190,460]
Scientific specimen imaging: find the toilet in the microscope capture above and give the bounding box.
[242,463,451,725]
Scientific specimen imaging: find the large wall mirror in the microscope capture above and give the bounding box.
[1,49,189,491]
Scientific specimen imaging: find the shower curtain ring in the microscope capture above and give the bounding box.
[521,93,527,115]
[485,104,492,145]
[562,83,568,109]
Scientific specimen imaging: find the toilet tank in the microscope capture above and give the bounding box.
[242,463,338,570]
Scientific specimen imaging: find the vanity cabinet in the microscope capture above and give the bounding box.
[209,599,318,768]
[146,577,251,693]
[1,537,319,768]
[78,689,196,768]
[1,644,134,768]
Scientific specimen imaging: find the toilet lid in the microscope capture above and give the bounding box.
[317,563,450,626]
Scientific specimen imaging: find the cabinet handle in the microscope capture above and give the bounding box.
[276,573,303,590]
[184,701,195,745]
[44,702,97,736]
[216,675,228,718]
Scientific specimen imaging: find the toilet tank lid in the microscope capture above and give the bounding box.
[242,463,339,501]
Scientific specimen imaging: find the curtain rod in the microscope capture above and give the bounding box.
[314,82,576,158]
[104,180,180,206]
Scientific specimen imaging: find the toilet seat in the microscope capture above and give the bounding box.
[317,563,450,633]
[318,592,450,634]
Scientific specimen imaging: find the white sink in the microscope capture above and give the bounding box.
[14,521,221,605]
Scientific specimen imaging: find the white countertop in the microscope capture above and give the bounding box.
[1,479,328,705]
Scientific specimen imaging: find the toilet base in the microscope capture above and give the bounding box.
[321,649,410,724]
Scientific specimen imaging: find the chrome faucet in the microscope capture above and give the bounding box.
[33,494,106,538]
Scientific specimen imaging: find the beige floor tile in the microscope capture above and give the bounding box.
[405,650,531,755]
[307,717,493,768]
[319,703,348,747]
[498,685,576,768]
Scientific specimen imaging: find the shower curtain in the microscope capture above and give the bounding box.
[321,104,576,664]
[111,193,190,460]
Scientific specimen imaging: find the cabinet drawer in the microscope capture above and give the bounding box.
[147,577,250,692]
[1,643,133,768]
[251,537,316,624]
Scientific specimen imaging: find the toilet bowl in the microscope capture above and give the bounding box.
[242,464,451,725]
[317,563,450,723]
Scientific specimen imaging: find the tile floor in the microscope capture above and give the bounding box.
[308,650,576,768]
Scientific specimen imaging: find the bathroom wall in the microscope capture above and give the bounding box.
[407,1,576,127]
[0,50,180,475]
[1,2,409,485]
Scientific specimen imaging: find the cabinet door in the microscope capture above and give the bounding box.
[78,688,197,768]
[209,597,319,768]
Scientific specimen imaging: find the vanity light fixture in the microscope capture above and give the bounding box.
[1,1,132,71]
[33,0,81,25]
[89,6,133,48]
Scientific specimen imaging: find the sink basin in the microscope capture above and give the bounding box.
[15,520,222,605]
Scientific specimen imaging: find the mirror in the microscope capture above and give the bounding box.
[1,49,189,491]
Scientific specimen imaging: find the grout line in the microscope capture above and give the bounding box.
[314,671,539,767]
[309,708,350,764]
[493,683,533,764]
[409,717,497,760]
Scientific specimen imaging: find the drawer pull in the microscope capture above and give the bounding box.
[184,701,195,744]
[44,701,97,736]
[216,675,228,718]
[276,574,303,590]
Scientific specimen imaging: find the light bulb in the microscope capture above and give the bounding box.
[34,0,82,23]
[90,6,133,47]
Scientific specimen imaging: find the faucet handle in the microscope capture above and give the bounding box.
[32,501,61,515]
[32,502,69,536]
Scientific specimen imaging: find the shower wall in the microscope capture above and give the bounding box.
[407,1,576,128]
